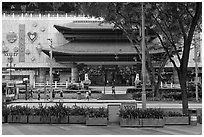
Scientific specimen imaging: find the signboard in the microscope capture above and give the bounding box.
[121,102,137,110]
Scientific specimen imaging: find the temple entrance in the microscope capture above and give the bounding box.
[78,65,138,86]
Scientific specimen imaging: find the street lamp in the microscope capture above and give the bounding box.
[6,53,16,80]
[47,38,54,101]
[141,2,146,109]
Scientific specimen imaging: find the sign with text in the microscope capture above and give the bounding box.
[121,102,137,110]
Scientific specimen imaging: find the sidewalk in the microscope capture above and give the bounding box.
[8,98,202,109]
[2,123,202,135]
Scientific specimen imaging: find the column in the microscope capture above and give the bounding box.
[71,64,78,83]
[38,68,46,83]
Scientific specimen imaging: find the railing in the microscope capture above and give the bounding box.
[34,82,81,89]
[2,11,86,19]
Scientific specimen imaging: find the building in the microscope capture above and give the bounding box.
[2,12,202,88]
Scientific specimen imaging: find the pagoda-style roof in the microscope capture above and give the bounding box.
[42,21,165,64]
[42,40,165,63]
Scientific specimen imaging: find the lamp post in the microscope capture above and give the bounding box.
[47,38,53,101]
[6,53,17,80]
[23,78,28,100]
[141,2,146,109]
[194,42,199,102]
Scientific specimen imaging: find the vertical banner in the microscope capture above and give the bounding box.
[19,24,25,62]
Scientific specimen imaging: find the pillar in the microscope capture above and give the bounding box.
[71,64,78,83]
[38,68,46,83]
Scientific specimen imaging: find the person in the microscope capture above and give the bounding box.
[37,89,40,100]
[30,88,33,100]
[88,90,91,97]
[46,89,50,101]
[112,85,115,95]
[60,89,63,101]
[52,89,55,99]
[86,91,89,101]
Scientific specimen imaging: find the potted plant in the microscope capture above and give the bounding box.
[49,103,69,124]
[119,108,141,127]
[7,105,29,123]
[85,107,108,126]
[2,105,9,123]
[139,108,165,127]
[119,108,164,127]
[68,105,86,124]
[28,106,41,123]
[28,104,50,124]
[164,111,189,125]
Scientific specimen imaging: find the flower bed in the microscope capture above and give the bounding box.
[119,108,164,127]
[68,105,87,124]
[85,107,108,126]
[120,118,141,127]
[164,111,189,125]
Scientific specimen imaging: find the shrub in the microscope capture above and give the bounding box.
[7,105,31,115]
[86,107,108,118]
[164,111,188,117]
[69,105,87,115]
[119,108,164,119]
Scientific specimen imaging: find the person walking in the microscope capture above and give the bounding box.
[112,85,115,95]
[52,89,55,99]
[60,89,63,102]
[37,89,40,100]
[86,91,89,101]
[30,88,33,100]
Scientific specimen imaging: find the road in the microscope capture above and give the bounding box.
[2,123,202,135]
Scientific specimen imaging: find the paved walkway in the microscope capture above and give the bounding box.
[9,99,202,109]
[2,123,202,135]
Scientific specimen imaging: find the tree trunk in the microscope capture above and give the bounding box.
[178,69,189,115]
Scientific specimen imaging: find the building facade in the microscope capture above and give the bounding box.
[2,12,202,87]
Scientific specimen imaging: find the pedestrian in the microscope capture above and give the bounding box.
[86,91,89,101]
[46,89,50,101]
[112,85,115,95]
[30,88,33,100]
[37,89,40,100]
[88,90,91,97]
[60,89,63,102]
[52,89,55,99]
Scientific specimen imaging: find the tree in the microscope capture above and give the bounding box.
[78,2,172,99]
[78,2,202,114]
[147,2,202,114]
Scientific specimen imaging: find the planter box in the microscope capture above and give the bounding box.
[198,115,202,124]
[58,116,69,124]
[40,116,50,124]
[120,118,141,127]
[50,116,58,124]
[2,116,5,123]
[7,115,13,123]
[28,115,41,123]
[8,115,27,123]
[164,117,189,125]
[86,117,108,126]
[142,118,164,127]
[69,115,86,124]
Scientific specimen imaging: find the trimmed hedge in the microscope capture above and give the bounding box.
[128,88,202,101]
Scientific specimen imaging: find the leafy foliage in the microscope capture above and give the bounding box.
[85,107,108,118]
[119,108,164,119]
[164,111,188,117]
[69,105,87,116]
